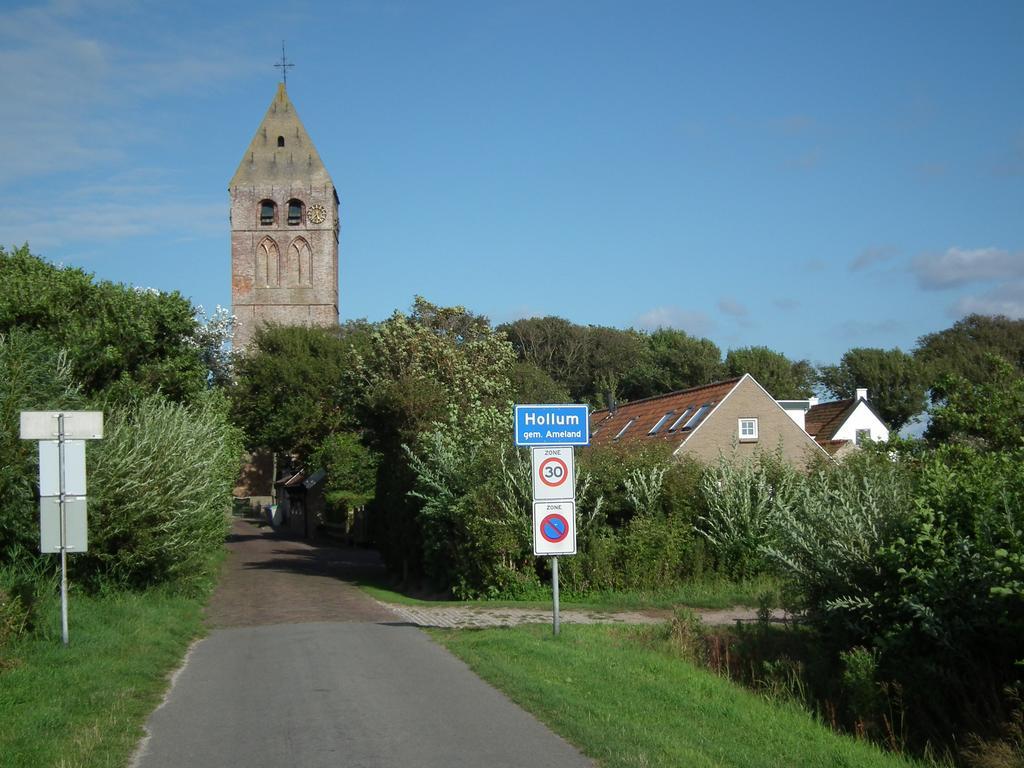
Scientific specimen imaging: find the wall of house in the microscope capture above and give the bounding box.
[677,376,827,470]
[831,401,890,443]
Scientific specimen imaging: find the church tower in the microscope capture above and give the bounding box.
[230,83,339,350]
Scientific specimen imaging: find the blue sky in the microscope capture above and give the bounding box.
[2,0,1022,365]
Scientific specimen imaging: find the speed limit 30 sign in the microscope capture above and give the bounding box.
[531,446,575,501]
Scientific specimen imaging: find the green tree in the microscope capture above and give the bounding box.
[724,345,816,398]
[0,330,84,563]
[819,347,927,431]
[311,431,379,510]
[925,355,1024,450]
[624,328,723,399]
[498,316,590,398]
[508,361,571,404]
[915,314,1024,399]
[0,245,209,402]
[230,323,367,460]
[586,326,649,406]
[354,297,516,580]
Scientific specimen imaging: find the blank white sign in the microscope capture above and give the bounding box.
[20,411,104,440]
[38,440,87,496]
[40,497,88,553]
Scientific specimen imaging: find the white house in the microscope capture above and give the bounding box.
[778,388,890,458]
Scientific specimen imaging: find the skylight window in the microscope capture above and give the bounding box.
[649,412,674,435]
[668,408,693,431]
[614,418,636,441]
[683,404,711,429]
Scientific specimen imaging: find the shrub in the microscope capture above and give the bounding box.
[697,450,800,579]
[78,392,243,590]
[0,330,84,565]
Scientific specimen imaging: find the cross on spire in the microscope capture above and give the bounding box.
[274,42,294,87]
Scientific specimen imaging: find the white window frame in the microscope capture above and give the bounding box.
[649,412,674,435]
[668,408,693,431]
[614,417,636,441]
[683,404,711,429]
[738,417,758,441]
[855,428,871,445]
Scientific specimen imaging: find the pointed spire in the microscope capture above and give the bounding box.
[229,84,332,187]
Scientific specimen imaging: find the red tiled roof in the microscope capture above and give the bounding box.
[588,378,742,448]
[804,399,855,440]
[815,438,849,456]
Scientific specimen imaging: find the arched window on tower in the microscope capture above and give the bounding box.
[290,238,312,286]
[287,199,304,226]
[277,136,285,147]
[257,237,280,287]
[259,200,276,226]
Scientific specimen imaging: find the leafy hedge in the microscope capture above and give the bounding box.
[79,393,243,590]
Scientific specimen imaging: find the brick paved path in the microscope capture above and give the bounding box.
[206,516,769,630]
[205,518,395,627]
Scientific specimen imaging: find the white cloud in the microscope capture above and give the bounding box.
[0,0,259,185]
[718,297,749,317]
[0,194,223,250]
[850,246,898,272]
[635,307,714,336]
[951,281,1024,319]
[911,246,1024,289]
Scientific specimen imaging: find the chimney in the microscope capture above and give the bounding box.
[808,396,819,408]
[606,390,616,413]
[856,388,868,401]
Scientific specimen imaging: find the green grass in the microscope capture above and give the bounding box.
[433,623,924,768]
[0,586,208,768]
[358,574,780,612]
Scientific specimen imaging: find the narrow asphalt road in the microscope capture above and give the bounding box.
[131,517,593,768]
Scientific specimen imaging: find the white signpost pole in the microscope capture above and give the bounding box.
[552,555,560,635]
[517,404,588,639]
[57,413,69,647]
[20,410,103,648]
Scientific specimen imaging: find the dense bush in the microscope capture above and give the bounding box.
[0,330,84,563]
[0,245,211,404]
[79,394,243,590]
[697,450,800,579]
[754,445,1024,757]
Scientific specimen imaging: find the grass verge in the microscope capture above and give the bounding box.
[0,586,208,768]
[358,574,780,612]
[433,623,924,768]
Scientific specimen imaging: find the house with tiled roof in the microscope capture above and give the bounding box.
[588,374,831,469]
[794,388,890,457]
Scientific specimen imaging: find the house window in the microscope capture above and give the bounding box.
[277,135,285,147]
[259,200,276,226]
[739,418,758,441]
[649,412,674,435]
[683,404,711,429]
[614,418,636,441]
[669,407,693,431]
[855,428,871,445]
[287,199,304,225]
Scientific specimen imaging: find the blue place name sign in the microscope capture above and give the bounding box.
[514,404,590,447]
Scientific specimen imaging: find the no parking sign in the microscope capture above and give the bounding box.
[533,501,577,556]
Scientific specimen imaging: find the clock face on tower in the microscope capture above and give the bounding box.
[308,204,328,224]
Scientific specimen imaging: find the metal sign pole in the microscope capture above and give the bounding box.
[552,556,560,636]
[57,413,69,647]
